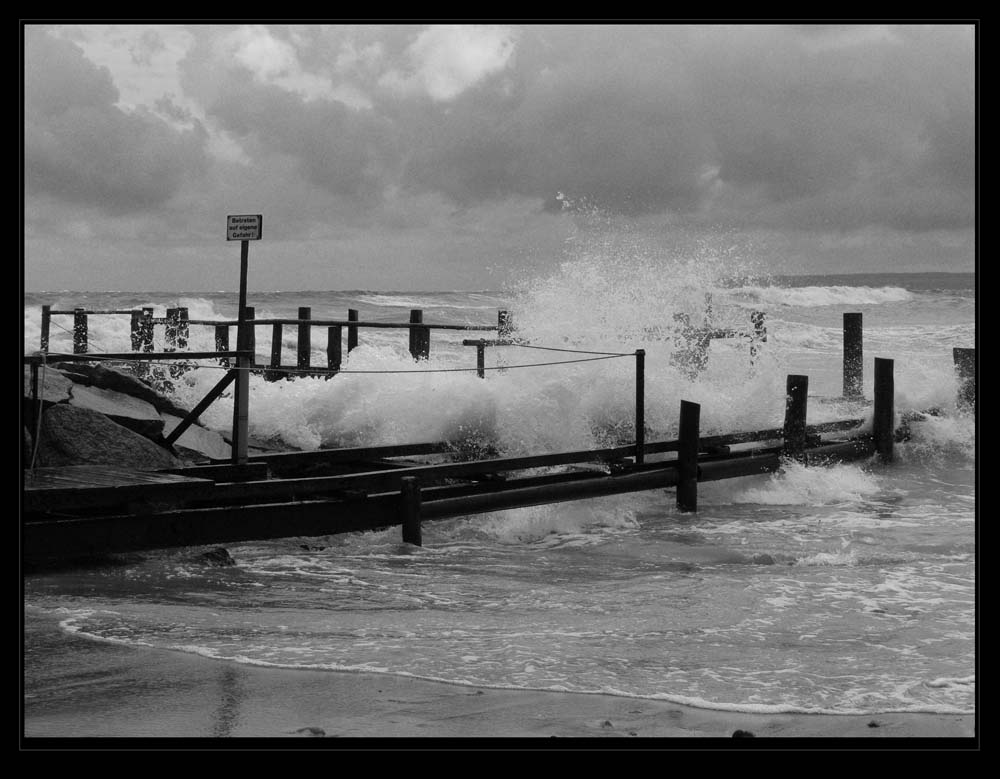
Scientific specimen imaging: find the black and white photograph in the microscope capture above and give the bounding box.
[22,22,977,746]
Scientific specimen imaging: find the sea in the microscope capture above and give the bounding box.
[22,259,976,730]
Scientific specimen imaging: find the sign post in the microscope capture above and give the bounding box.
[227,215,262,465]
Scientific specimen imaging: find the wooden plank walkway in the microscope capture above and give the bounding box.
[23,465,216,514]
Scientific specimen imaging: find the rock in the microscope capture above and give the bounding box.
[23,366,73,404]
[161,414,231,461]
[35,404,181,470]
[52,363,192,417]
[68,384,165,438]
[197,547,236,567]
[750,553,775,565]
[732,729,755,738]
[290,727,326,737]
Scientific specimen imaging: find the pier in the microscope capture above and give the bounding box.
[23,305,952,567]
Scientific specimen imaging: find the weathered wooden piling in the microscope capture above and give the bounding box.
[40,305,51,352]
[873,357,894,463]
[635,349,645,465]
[327,326,342,371]
[677,400,700,511]
[347,309,359,352]
[953,348,975,414]
[783,375,809,460]
[215,325,230,367]
[297,307,311,370]
[73,308,88,354]
[843,312,863,399]
[400,476,422,546]
[409,309,430,360]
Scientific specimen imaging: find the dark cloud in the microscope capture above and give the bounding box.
[24,28,207,213]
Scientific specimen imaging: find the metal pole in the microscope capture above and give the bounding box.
[635,349,645,465]
[232,240,250,465]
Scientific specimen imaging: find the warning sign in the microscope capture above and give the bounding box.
[227,214,262,241]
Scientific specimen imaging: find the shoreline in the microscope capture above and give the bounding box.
[23,611,975,744]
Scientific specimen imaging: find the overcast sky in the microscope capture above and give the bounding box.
[22,23,976,292]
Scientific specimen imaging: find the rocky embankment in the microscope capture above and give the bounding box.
[23,362,231,470]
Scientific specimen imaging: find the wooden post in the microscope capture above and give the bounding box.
[347,309,359,352]
[297,307,311,370]
[178,307,189,350]
[409,309,430,360]
[783,375,809,460]
[953,348,975,414]
[635,349,645,465]
[73,308,88,354]
[29,358,39,435]
[165,308,178,351]
[873,358,894,463]
[498,309,512,340]
[142,308,154,352]
[40,305,51,352]
[268,323,283,381]
[131,310,143,352]
[677,400,700,512]
[215,325,230,368]
[327,326,342,372]
[232,239,250,466]
[843,312,863,399]
[400,476,422,546]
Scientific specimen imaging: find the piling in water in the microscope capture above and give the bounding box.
[783,375,809,461]
[40,305,51,352]
[843,312,863,399]
[297,307,311,370]
[347,309,359,352]
[953,348,975,414]
[328,326,342,372]
[677,400,700,512]
[400,477,422,546]
[73,308,87,354]
[873,358,894,463]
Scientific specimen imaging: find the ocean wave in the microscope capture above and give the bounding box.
[730,285,914,308]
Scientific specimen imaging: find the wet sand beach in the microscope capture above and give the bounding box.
[23,611,975,745]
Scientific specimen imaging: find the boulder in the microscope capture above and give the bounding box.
[161,413,231,461]
[23,366,73,404]
[35,404,181,470]
[68,384,165,438]
[52,363,192,417]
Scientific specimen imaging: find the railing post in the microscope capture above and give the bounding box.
[347,309,359,352]
[400,476,422,546]
[165,307,178,351]
[142,307,155,352]
[677,400,700,512]
[215,325,230,368]
[327,326,342,372]
[476,340,486,378]
[73,308,88,354]
[749,310,766,365]
[29,357,39,436]
[40,305,51,352]
[873,358,894,463]
[297,307,312,371]
[268,323,283,381]
[783,375,809,461]
[498,309,512,341]
[843,312,863,399]
[130,310,142,352]
[409,309,429,360]
[953,348,975,415]
[177,307,189,350]
[635,349,645,465]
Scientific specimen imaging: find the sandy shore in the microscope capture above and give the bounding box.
[23,611,975,745]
